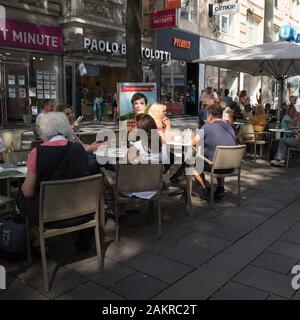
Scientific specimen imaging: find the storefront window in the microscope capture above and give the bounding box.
[180,0,198,24]
[29,53,60,113]
[161,60,186,114]
[0,49,61,125]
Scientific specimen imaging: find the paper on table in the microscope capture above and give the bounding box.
[0,166,27,174]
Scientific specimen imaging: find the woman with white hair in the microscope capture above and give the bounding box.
[148,103,174,143]
[18,112,90,250]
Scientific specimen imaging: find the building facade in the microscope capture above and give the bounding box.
[1,0,300,126]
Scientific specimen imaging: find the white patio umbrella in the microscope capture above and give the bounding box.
[194,41,300,118]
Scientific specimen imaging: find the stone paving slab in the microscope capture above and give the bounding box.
[57,282,123,300]
[179,232,231,253]
[160,243,215,267]
[207,224,252,242]
[251,252,298,275]
[110,272,168,300]
[70,257,136,289]
[267,241,300,260]
[233,266,295,299]
[124,251,194,284]
[209,281,269,300]
[280,229,300,245]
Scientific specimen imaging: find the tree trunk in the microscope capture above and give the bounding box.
[126,0,143,82]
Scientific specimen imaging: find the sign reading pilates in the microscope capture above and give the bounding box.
[0,19,63,52]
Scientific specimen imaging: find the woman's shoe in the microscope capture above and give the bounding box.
[198,187,210,201]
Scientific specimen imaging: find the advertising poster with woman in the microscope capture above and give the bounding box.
[117,82,157,131]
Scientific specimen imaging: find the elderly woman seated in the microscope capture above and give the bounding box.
[18,112,92,251]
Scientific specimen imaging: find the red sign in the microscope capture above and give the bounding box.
[165,0,182,10]
[121,85,156,92]
[0,18,63,52]
[173,37,191,49]
[150,9,177,30]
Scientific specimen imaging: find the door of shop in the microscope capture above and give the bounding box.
[0,60,30,126]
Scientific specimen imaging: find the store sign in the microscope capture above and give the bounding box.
[210,1,240,16]
[173,37,191,50]
[279,25,297,41]
[142,48,171,61]
[165,0,182,10]
[84,37,171,61]
[84,37,126,55]
[150,9,177,30]
[0,19,63,52]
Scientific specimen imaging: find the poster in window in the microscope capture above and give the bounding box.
[19,88,26,98]
[44,71,50,80]
[44,83,50,90]
[29,87,36,97]
[44,91,50,99]
[51,91,57,99]
[36,71,43,80]
[51,85,56,91]
[37,84,43,90]
[37,90,44,99]
[8,88,16,98]
[50,73,57,81]
[8,75,15,85]
[18,75,25,86]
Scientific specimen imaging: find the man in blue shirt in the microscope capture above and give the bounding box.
[195,104,237,199]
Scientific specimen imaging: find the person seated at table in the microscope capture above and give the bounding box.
[223,107,235,128]
[251,105,266,133]
[229,101,243,121]
[241,104,254,121]
[34,99,55,139]
[18,112,92,251]
[281,105,299,130]
[148,103,174,143]
[172,104,237,199]
[56,105,104,174]
[121,114,165,199]
[194,104,237,199]
[271,129,300,167]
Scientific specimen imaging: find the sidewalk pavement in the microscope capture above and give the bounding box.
[1,158,300,300]
[1,117,300,300]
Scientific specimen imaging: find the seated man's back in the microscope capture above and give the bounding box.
[203,120,237,161]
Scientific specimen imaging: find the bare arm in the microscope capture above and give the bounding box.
[21,171,37,198]
[74,133,105,152]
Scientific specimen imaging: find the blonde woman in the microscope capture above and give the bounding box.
[148,103,174,143]
[251,105,267,133]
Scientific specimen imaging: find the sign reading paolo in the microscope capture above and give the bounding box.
[0,19,63,52]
